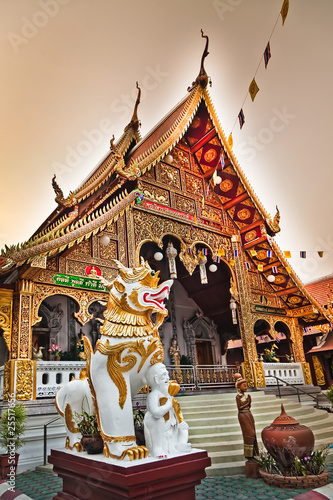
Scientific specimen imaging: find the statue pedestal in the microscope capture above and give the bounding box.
[245,460,260,479]
[49,448,211,500]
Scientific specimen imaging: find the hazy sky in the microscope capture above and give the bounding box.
[1,0,333,284]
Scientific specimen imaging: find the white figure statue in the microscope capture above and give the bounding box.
[144,363,191,458]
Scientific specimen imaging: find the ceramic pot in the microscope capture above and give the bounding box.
[54,355,61,361]
[261,404,314,469]
[81,434,104,454]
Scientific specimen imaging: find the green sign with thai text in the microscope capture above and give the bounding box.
[53,273,107,292]
[254,305,287,316]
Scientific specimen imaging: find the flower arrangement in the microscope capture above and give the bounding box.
[133,402,145,429]
[74,410,99,437]
[48,344,62,357]
[263,344,279,363]
[257,446,329,477]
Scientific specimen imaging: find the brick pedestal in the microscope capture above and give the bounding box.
[49,448,211,500]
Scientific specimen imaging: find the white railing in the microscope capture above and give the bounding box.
[263,362,304,386]
[36,361,85,398]
[0,361,308,401]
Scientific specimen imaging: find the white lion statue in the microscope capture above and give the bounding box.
[56,259,191,461]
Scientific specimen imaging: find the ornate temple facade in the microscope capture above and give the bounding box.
[1,37,332,401]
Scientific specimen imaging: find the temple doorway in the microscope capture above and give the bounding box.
[196,340,213,365]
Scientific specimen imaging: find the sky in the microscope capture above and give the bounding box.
[1,0,333,284]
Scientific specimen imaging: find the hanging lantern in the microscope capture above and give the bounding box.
[166,242,178,279]
[199,255,208,284]
[230,298,237,324]
[267,275,275,282]
[154,251,163,261]
[209,264,217,273]
[215,175,222,185]
[99,235,110,246]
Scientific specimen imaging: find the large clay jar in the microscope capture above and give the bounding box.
[261,404,314,469]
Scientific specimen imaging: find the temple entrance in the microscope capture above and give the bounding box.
[139,237,235,366]
[196,340,213,365]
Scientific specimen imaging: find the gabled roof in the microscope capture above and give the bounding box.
[0,36,331,329]
[305,274,333,306]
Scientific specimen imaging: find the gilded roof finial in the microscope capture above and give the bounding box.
[125,82,141,132]
[265,205,281,236]
[198,29,209,80]
[188,30,211,91]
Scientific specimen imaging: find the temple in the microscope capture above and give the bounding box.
[0,33,332,404]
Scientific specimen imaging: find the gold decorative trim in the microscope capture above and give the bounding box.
[65,436,84,452]
[65,403,79,434]
[95,337,163,409]
[312,355,325,386]
[103,442,149,460]
[302,362,313,385]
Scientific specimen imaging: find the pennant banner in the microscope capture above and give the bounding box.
[281,0,289,25]
[249,78,259,102]
[264,42,271,69]
[238,109,245,129]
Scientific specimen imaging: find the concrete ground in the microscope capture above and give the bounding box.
[1,462,331,500]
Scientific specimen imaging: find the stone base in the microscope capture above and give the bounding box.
[245,460,260,479]
[259,469,330,489]
[49,448,211,500]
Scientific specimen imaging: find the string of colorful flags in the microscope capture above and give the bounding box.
[227,0,289,147]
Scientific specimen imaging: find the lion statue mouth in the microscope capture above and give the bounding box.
[140,283,172,312]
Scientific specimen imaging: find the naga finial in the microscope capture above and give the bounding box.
[265,205,281,236]
[188,30,210,91]
[52,175,77,207]
[199,29,209,78]
[124,82,141,132]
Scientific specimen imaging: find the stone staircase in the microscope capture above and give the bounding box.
[176,391,333,476]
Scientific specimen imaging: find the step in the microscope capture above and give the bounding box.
[178,391,333,476]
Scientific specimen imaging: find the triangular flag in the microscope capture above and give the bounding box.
[264,42,271,69]
[250,249,257,257]
[258,264,263,272]
[228,133,233,149]
[218,248,225,256]
[284,251,291,258]
[318,251,324,258]
[281,0,289,25]
[300,251,306,259]
[221,152,225,169]
[238,109,245,129]
[286,266,291,273]
[229,259,235,267]
[249,78,260,102]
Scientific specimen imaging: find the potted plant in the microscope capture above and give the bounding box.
[48,343,62,361]
[133,402,145,446]
[0,402,27,479]
[74,410,103,454]
[257,446,330,489]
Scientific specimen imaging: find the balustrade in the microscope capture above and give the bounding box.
[0,361,307,400]
[263,362,305,386]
